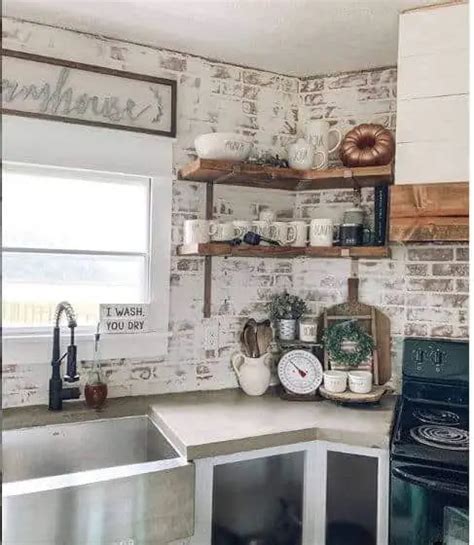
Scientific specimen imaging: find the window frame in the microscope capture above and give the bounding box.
[2,115,173,363]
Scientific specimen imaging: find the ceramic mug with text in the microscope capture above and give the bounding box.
[183,219,214,245]
[304,120,342,170]
[210,221,236,241]
[252,220,271,239]
[288,221,308,247]
[269,222,297,245]
[309,218,334,247]
[233,220,252,239]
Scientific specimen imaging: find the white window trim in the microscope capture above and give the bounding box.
[2,115,173,364]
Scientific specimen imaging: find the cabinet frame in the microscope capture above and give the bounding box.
[190,440,389,545]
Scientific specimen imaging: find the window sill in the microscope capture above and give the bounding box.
[3,331,171,365]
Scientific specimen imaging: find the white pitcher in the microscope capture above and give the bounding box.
[231,352,272,396]
[304,120,342,170]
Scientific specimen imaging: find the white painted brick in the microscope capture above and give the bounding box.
[2,19,468,407]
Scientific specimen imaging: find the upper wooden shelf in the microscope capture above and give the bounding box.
[178,159,393,191]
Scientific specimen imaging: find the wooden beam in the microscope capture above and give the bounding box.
[390,216,469,242]
[390,182,469,218]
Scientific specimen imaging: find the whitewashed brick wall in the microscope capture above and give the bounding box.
[2,19,468,407]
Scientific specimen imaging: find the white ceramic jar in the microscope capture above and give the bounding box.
[348,371,373,394]
[323,371,347,393]
[298,320,317,342]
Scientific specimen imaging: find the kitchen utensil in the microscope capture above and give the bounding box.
[256,319,273,356]
[243,231,280,246]
[194,132,253,161]
[278,350,323,395]
[243,319,259,358]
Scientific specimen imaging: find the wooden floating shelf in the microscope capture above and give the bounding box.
[178,159,393,191]
[178,243,391,259]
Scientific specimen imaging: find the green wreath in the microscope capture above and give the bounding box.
[323,320,374,368]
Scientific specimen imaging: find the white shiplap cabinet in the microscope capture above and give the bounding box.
[395,2,469,185]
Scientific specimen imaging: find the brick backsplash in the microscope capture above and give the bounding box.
[2,18,468,407]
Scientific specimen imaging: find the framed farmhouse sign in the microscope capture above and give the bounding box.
[1,49,177,137]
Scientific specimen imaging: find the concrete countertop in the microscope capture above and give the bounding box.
[4,389,396,460]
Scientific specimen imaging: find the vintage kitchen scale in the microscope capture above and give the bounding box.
[277,276,391,403]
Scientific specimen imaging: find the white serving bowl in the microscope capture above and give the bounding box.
[194,132,253,161]
[323,370,347,393]
[348,371,373,394]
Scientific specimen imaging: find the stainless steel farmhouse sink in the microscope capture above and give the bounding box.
[3,416,194,545]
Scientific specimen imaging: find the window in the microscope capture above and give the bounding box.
[3,163,151,331]
[3,116,173,363]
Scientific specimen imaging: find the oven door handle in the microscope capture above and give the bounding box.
[391,466,468,497]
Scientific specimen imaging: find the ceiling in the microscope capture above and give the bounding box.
[3,0,449,77]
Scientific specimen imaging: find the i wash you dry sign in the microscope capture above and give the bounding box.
[100,304,150,334]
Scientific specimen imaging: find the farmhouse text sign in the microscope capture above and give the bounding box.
[1,50,177,137]
[100,304,150,334]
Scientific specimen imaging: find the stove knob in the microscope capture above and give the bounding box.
[433,350,445,366]
[414,348,424,364]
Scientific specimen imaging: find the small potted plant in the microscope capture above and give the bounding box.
[269,291,307,341]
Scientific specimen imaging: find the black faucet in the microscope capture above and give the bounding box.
[49,301,81,411]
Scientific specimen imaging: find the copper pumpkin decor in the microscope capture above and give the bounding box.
[339,123,395,167]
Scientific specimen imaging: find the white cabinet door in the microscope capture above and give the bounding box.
[396,3,469,185]
[316,442,389,545]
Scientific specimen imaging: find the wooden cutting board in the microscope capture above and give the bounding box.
[317,277,391,385]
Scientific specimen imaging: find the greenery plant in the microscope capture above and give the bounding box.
[269,291,307,321]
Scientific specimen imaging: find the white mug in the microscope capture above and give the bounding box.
[233,220,252,238]
[348,371,373,394]
[269,222,297,245]
[288,221,308,247]
[259,209,276,223]
[211,221,235,241]
[298,320,317,342]
[252,220,271,238]
[183,219,213,245]
[309,218,333,247]
[304,120,342,170]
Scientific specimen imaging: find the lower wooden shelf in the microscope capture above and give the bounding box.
[177,244,391,259]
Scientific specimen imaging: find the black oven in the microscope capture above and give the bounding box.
[390,460,468,544]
